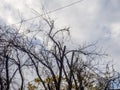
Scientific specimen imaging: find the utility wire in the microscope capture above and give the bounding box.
[5,0,83,27]
[46,0,83,14]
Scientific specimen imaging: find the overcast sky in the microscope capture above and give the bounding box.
[0,0,120,71]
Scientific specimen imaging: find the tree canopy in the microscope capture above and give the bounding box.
[0,17,120,90]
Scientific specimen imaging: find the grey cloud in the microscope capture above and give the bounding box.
[0,0,120,70]
[48,0,120,70]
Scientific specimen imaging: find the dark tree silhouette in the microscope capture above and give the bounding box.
[0,17,119,90]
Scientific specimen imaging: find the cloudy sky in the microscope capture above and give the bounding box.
[0,0,120,71]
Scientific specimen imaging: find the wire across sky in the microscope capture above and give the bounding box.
[5,0,84,27]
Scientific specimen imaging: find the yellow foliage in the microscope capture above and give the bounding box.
[45,77,53,83]
[34,78,41,83]
[27,83,37,90]
[72,84,76,89]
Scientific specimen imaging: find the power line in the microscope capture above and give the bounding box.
[5,0,83,27]
[46,0,83,14]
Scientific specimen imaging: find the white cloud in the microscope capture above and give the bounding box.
[0,0,43,25]
[111,23,120,41]
[0,0,120,71]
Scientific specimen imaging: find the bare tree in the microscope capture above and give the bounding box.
[0,17,117,90]
[18,18,108,90]
[0,25,34,90]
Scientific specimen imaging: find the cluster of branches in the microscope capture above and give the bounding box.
[0,18,120,90]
